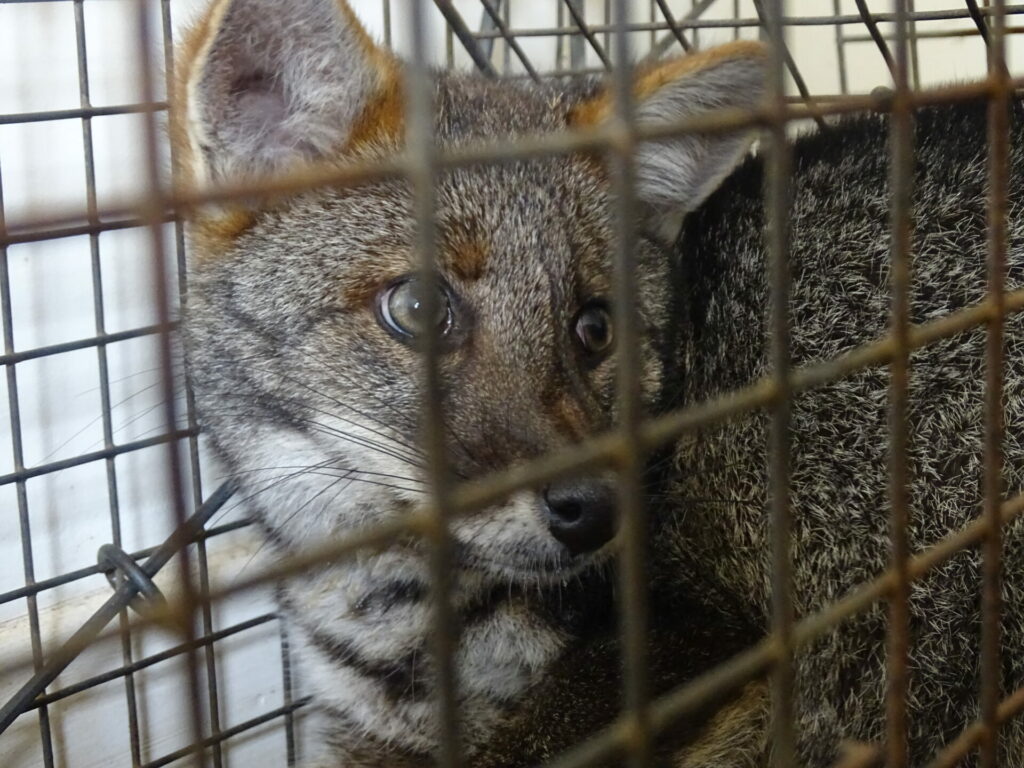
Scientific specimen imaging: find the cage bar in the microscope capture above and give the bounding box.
[884,3,914,767]
[158,0,233,757]
[478,0,541,82]
[12,270,1024,684]
[130,0,208,761]
[608,1,651,766]
[18,75,1024,249]
[0,128,59,768]
[405,3,462,765]
[761,1,795,765]
[69,0,147,760]
[981,1,1011,766]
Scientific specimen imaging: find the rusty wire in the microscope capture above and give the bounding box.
[980,1,1011,766]
[131,0,208,763]
[9,275,1024,677]
[751,0,827,130]
[9,76,1024,256]
[407,2,462,764]
[884,2,913,767]
[11,464,1024,767]
[760,2,795,765]
[607,2,651,765]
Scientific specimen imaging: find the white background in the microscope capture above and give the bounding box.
[0,1,1018,766]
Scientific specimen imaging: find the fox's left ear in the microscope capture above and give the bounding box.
[571,41,767,235]
[171,0,398,191]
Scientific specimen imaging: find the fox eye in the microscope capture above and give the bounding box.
[376,276,454,342]
[573,301,613,363]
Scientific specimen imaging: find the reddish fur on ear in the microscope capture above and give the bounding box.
[190,208,257,256]
[344,60,406,154]
[170,0,244,262]
[337,0,405,153]
[568,40,767,128]
[169,0,231,196]
[170,0,404,259]
[567,39,767,226]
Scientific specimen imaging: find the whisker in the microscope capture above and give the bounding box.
[240,363,426,459]
[208,456,352,527]
[207,392,427,470]
[195,402,425,473]
[236,471,357,575]
[297,348,476,477]
[221,464,426,487]
[209,458,427,529]
[298,418,425,470]
[41,380,183,462]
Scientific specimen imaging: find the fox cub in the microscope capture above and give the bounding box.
[177,0,1024,765]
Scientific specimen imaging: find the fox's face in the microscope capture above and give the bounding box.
[178,0,765,584]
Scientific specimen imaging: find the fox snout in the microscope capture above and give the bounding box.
[542,479,618,555]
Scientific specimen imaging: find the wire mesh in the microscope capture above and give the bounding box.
[2,1,1024,767]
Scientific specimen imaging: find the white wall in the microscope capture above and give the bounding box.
[0,2,1019,767]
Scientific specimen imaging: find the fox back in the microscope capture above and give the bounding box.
[663,103,1024,765]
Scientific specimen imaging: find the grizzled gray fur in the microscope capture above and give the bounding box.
[664,102,1024,765]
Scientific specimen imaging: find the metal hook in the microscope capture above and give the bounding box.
[97,543,166,615]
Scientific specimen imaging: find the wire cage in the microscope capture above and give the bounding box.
[2,1,1023,767]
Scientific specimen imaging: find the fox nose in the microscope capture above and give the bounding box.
[543,481,617,556]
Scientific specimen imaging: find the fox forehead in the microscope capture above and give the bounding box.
[218,153,611,304]
[433,72,594,142]
[187,70,602,263]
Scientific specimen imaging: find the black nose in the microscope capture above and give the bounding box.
[543,481,617,556]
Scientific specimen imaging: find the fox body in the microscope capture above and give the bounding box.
[176,0,1024,765]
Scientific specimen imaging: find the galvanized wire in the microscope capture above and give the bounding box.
[0,482,235,734]
[0,104,57,768]
[70,0,146,758]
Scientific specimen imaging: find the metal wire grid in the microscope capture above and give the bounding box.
[0,0,294,765]
[1,1,1023,767]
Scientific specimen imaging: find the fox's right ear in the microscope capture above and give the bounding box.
[171,0,398,189]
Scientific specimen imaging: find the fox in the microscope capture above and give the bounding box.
[175,0,766,764]
[175,0,1024,766]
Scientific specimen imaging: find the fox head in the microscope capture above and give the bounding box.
[177,0,766,583]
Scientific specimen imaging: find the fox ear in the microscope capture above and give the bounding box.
[172,0,397,188]
[571,41,767,235]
